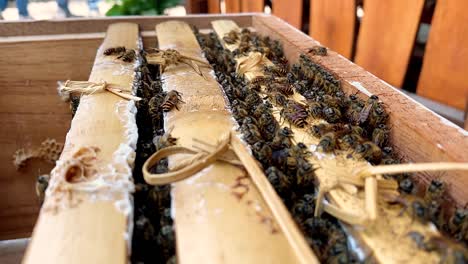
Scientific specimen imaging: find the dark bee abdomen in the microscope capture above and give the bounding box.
[104,46,126,55]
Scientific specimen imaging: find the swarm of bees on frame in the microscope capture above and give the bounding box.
[131,50,177,264]
[194,27,358,263]
[193,26,468,262]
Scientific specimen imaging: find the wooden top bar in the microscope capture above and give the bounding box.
[22,23,140,264]
[155,20,310,264]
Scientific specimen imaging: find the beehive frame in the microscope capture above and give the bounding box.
[0,14,467,263]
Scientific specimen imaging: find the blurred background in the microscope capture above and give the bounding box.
[1,0,466,127]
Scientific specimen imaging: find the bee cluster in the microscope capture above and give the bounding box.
[194,28,358,263]
[131,52,176,264]
[292,55,467,248]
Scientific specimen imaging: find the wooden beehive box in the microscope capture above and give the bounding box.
[0,14,467,264]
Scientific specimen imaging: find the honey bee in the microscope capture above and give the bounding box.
[399,176,414,194]
[424,179,446,203]
[447,208,468,242]
[148,185,171,210]
[311,123,346,137]
[267,82,294,96]
[36,174,50,205]
[223,30,239,44]
[280,100,309,128]
[307,46,327,56]
[264,65,287,76]
[252,141,273,166]
[369,104,388,128]
[157,225,175,258]
[372,123,389,147]
[318,132,338,152]
[232,105,249,119]
[250,76,266,86]
[134,214,156,242]
[410,233,468,263]
[322,106,342,123]
[103,46,126,56]
[269,92,288,107]
[266,166,292,201]
[354,141,382,164]
[253,103,272,119]
[340,133,363,150]
[161,90,184,112]
[308,101,323,118]
[240,123,262,145]
[117,49,136,62]
[159,207,173,226]
[292,193,315,216]
[153,131,177,151]
[270,127,294,150]
[296,159,316,190]
[358,95,380,125]
[258,113,278,141]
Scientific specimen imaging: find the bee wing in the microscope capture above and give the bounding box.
[358,104,373,124]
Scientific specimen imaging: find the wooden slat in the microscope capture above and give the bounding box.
[240,0,264,12]
[310,0,356,59]
[208,0,221,13]
[185,0,208,13]
[22,23,139,264]
[253,14,468,208]
[0,15,253,37]
[272,0,303,29]
[225,0,241,13]
[0,35,98,82]
[355,0,424,87]
[417,0,468,110]
[155,20,304,264]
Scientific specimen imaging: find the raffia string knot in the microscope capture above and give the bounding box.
[236,51,270,76]
[59,80,141,101]
[314,160,468,225]
[142,132,243,185]
[145,48,210,78]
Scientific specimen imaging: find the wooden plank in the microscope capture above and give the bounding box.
[0,112,70,240]
[225,0,241,13]
[417,0,468,110]
[185,0,208,13]
[155,20,307,264]
[219,18,442,264]
[0,15,253,37]
[22,23,140,264]
[240,0,264,12]
[310,0,355,59]
[0,36,96,238]
[208,0,221,13]
[0,36,98,82]
[253,14,468,207]
[354,0,424,87]
[272,0,303,29]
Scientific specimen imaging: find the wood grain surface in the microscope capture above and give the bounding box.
[355,0,424,87]
[417,0,468,110]
[22,23,140,264]
[310,0,356,59]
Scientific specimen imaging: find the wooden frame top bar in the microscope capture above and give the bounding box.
[22,23,140,264]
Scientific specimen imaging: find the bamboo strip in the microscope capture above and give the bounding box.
[22,23,140,264]
[211,19,441,264]
[155,20,311,264]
